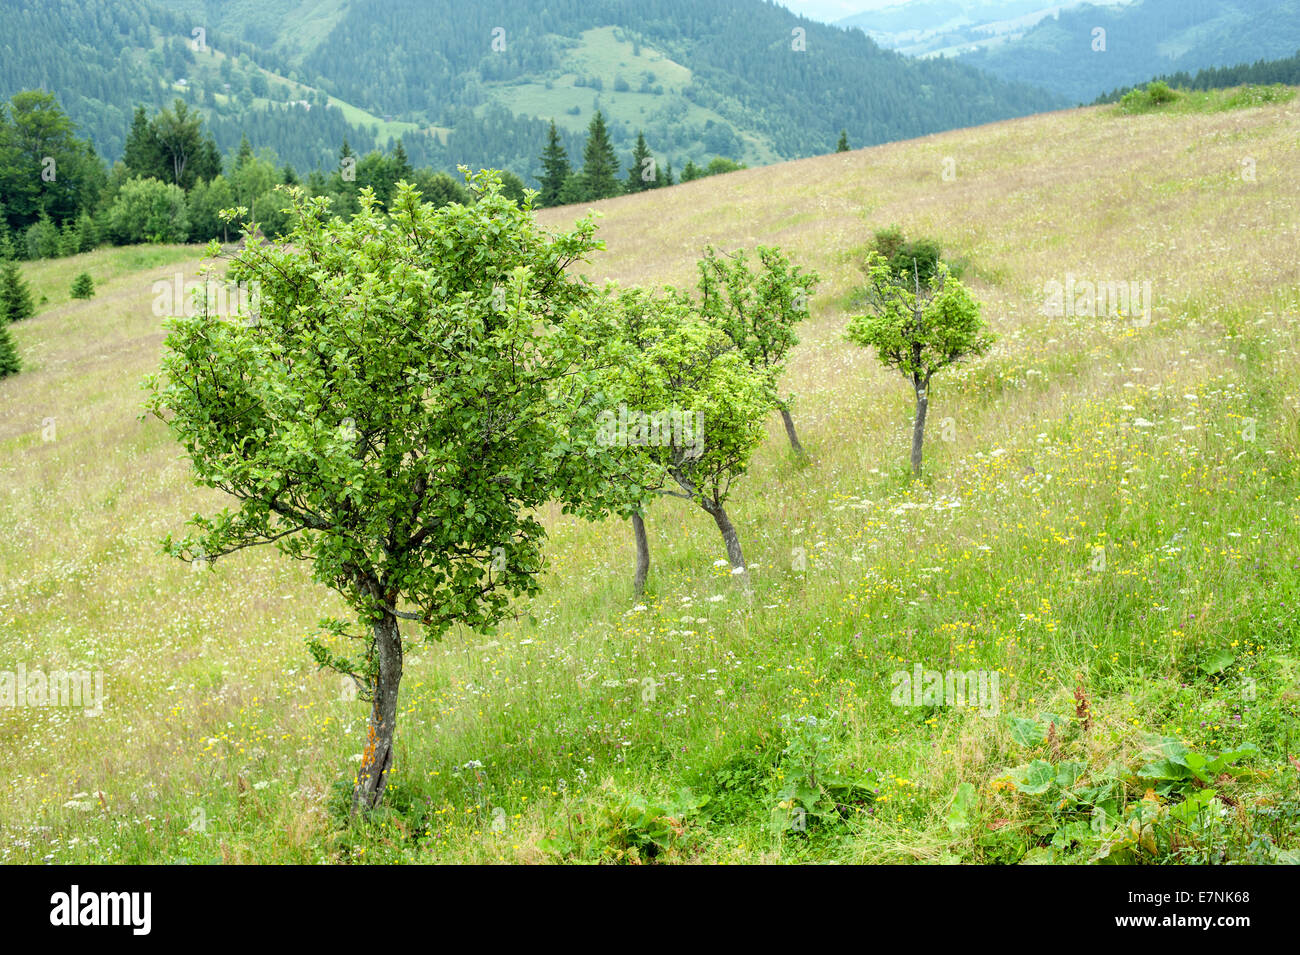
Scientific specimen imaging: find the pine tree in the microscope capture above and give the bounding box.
[0,259,35,324]
[392,140,412,182]
[538,121,572,207]
[70,272,95,299]
[680,160,703,183]
[580,111,621,200]
[625,131,655,193]
[0,319,20,380]
[123,105,163,180]
[235,134,254,170]
[836,130,850,152]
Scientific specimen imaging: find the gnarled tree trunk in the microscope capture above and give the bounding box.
[353,609,403,813]
[632,510,650,597]
[779,403,806,458]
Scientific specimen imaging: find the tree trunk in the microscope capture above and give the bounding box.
[779,403,806,458]
[911,378,929,479]
[705,499,750,589]
[632,510,650,597]
[352,609,403,813]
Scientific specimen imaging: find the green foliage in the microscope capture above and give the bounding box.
[847,255,992,388]
[69,271,94,299]
[703,157,746,176]
[0,89,105,235]
[696,244,819,407]
[125,99,222,191]
[0,259,35,323]
[772,713,876,836]
[992,728,1269,865]
[1119,81,1182,113]
[145,170,632,807]
[579,110,621,200]
[0,319,19,379]
[599,286,771,515]
[106,177,190,244]
[537,120,572,206]
[540,786,710,863]
[679,157,746,183]
[1096,47,1300,104]
[624,131,656,193]
[867,225,944,289]
[836,129,850,152]
[147,169,619,644]
[24,213,60,260]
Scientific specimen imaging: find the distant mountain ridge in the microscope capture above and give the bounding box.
[2,0,1063,184]
[955,0,1300,102]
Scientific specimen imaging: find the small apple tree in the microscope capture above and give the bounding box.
[595,286,771,591]
[696,245,820,457]
[846,255,992,478]
[145,173,621,812]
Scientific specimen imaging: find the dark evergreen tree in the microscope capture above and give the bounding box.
[537,120,571,207]
[625,131,655,192]
[392,139,412,182]
[123,105,165,180]
[836,130,850,152]
[70,271,95,299]
[0,319,20,379]
[580,110,621,200]
[0,259,36,324]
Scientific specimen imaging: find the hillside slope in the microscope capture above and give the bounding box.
[1,98,1298,863]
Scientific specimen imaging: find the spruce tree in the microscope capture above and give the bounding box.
[538,121,571,207]
[625,132,655,193]
[70,272,95,300]
[0,319,20,380]
[581,111,621,200]
[392,140,412,182]
[123,105,163,180]
[836,130,850,152]
[0,259,35,324]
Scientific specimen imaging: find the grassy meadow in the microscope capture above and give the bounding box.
[1,94,1299,864]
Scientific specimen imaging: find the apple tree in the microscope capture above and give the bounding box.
[145,172,622,811]
[846,255,992,478]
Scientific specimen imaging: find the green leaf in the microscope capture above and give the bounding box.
[947,782,976,832]
[1013,760,1056,795]
[1009,716,1043,746]
[1200,650,1235,676]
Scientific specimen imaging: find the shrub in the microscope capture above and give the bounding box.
[1119,81,1182,113]
[107,177,189,244]
[25,214,61,260]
